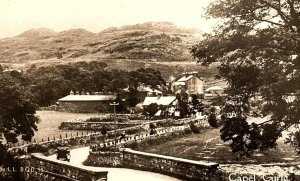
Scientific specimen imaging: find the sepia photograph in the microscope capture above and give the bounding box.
[0,0,300,180]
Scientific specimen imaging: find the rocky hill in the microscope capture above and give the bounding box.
[0,22,202,63]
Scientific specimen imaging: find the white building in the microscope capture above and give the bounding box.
[171,72,204,95]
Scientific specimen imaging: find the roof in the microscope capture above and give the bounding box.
[174,82,186,86]
[137,85,162,94]
[58,95,117,102]
[205,86,224,92]
[142,96,176,106]
[177,75,194,82]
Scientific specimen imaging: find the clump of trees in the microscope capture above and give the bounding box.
[0,72,40,178]
[191,0,300,157]
[24,61,165,108]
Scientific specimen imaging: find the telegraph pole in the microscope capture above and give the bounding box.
[110,102,119,146]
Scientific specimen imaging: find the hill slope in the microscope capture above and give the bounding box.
[0,22,202,63]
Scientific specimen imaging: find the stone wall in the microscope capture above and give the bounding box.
[123,148,219,181]
[87,148,219,181]
[21,154,108,181]
[8,123,146,155]
[59,121,141,131]
[84,151,123,167]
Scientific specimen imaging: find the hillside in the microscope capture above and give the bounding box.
[0,22,202,63]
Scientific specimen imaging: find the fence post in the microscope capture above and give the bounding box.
[66,133,68,138]
[48,137,50,141]
[53,136,55,141]
[82,132,83,136]
[42,138,44,142]
[60,135,62,140]
[77,132,79,136]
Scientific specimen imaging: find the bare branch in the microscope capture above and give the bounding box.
[260,0,295,31]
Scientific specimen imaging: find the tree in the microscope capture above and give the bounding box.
[176,92,189,118]
[208,107,218,128]
[191,94,204,113]
[128,68,166,89]
[29,72,70,106]
[0,74,39,166]
[191,0,300,156]
[149,123,157,135]
[145,103,159,117]
[126,87,140,107]
[100,125,108,144]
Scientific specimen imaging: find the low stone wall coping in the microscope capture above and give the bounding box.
[123,148,219,168]
[31,153,108,175]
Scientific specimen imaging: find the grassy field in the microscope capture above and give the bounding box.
[137,127,300,164]
[32,111,101,142]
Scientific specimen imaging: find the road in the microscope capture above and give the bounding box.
[46,147,182,181]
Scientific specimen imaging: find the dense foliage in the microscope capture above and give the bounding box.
[0,72,39,174]
[0,73,39,143]
[191,0,300,156]
[24,61,165,107]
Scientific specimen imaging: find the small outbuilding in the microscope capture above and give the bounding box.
[142,96,177,108]
[142,95,177,116]
[205,86,225,97]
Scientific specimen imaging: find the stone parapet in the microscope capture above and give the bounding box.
[21,154,108,181]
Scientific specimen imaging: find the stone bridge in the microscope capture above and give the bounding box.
[20,153,108,181]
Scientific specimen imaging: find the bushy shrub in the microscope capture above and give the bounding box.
[47,142,60,149]
[100,125,108,135]
[79,138,86,144]
[16,148,27,156]
[125,127,144,135]
[27,144,48,154]
[86,117,102,122]
[190,123,200,134]
[69,138,78,146]
[208,113,218,128]
[184,128,193,134]
[145,103,158,116]
[86,117,125,123]
[98,146,120,152]
[90,136,97,142]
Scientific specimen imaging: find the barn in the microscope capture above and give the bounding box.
[58,94,117,113]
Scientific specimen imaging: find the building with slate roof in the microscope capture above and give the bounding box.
[58,92,116,113]
[171,72,204,95]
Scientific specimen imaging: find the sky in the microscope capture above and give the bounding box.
[0,0,217,38]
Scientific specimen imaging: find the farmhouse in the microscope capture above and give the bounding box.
[171,72,204,95]
[58,94,117,113]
